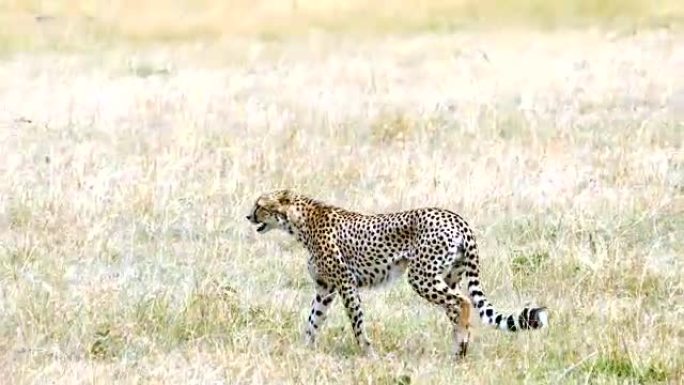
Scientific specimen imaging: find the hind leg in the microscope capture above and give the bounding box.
[408,265,472,358]
[445,261,465,290]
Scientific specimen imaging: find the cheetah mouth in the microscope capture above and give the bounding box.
[248,219,270,233]
[246,213,269,233]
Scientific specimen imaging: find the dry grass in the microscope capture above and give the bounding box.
[0,2,683,384]
[1,0,684,53]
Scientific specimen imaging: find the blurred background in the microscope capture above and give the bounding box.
[2,0,683,51]
[1,1,682,385]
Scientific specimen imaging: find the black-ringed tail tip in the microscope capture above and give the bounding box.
[482,306,549,332]
[535,307,550,328]
[509,306,549,331]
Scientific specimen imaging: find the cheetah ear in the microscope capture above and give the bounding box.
[261,190,293,215]
[277,189,293,206]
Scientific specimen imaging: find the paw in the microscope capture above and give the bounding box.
[362,345,379,359]
[456,341,468,358]
[304,330,316,347]
[357,338,378,358]
[453,329,470,358]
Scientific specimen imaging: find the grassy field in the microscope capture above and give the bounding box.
[1,1,683,384]
[2,0,684,53]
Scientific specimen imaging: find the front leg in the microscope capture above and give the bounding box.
[336,274,374,355]
[304,279,336,346]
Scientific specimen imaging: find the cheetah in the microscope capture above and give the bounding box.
[246,189,548,358]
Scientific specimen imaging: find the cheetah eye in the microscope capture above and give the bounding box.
[250,205,269,220]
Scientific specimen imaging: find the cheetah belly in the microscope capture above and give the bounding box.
[350,251,411,288]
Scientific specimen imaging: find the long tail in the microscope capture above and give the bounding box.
[463,246,549,332]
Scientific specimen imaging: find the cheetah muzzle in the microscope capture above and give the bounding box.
[245,214,267,233]
[246,189,549,359]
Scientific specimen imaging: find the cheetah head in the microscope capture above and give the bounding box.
[246,189,295,234]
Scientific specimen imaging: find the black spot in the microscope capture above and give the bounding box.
[495,314,503,324]
[507,315,517,332]
[476,300,485,308]
[315,310,323,317]
[470,290,484,297]
[485,308,494,317]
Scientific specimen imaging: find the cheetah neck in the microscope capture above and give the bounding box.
[284,197,348,244]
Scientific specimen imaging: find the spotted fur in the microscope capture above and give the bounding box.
[246,189,548,358]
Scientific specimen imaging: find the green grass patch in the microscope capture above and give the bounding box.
[589,353,670,383]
